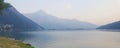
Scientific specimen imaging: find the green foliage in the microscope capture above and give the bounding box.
[0,37,34,48]
[3,3,11,8]
[0,0,10,15]
[0,0,4,14]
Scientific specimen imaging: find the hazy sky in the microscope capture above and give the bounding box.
[5,0,120,25]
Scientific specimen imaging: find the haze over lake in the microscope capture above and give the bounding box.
[1,30,120,48]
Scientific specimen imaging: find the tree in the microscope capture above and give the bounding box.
[0,0,4,14]
[0,0,10,14]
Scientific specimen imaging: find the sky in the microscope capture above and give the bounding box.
[5,0,120,25]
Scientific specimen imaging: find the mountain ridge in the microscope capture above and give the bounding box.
[0,6,44,32]
[25,10,98,30]
[98,20,120,29]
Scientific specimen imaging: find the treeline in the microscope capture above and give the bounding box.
[0,0,10,14]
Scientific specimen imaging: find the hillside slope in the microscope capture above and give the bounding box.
[98,21,120,29]
[0,6,44,32]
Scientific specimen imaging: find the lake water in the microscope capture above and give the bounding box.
[1,30,120,48]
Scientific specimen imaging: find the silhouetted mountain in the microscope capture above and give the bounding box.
[98,21,120,29]
[25,10,98,30]
[0,6,44,32]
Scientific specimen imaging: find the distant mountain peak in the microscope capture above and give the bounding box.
[25,10,98,30]
[34,10,47,14]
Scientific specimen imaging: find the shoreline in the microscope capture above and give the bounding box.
[0,37,34,48]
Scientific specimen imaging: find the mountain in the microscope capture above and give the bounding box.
[25,10,98,30]
[98,21,120,29]
[0,6,44,32]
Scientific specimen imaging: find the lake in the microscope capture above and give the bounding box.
[1,30,120,48]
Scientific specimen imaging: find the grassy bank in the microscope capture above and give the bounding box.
[0,37,34,48]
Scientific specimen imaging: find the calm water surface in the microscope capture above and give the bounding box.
[1,30,120,48]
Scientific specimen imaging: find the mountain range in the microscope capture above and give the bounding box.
[25,11,98,30]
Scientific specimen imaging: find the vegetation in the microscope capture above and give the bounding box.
[0,37,34,48]
[0,0,10,14]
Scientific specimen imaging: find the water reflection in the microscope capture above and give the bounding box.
[0,30,120,48]
[0,32,34,40]
[98,29,120,32]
